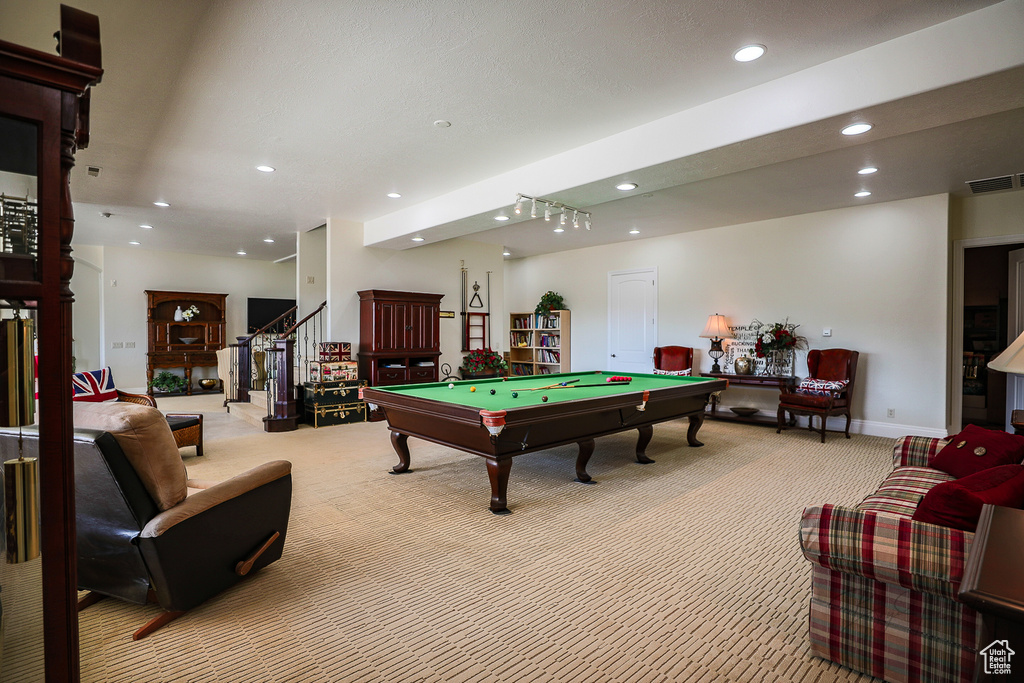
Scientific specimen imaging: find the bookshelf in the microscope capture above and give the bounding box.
[508,310,571,375]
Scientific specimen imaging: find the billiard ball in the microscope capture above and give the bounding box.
[489,389,496,395]
[541,395,548,402]
[470,387,476,392]
[448,383,455,389]
[511,392,518,398]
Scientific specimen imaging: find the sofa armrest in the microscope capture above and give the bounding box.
[800,504,973,599]
[891,435,949,468]
[140,460,291,538]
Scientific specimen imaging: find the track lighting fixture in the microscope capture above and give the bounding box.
[513,193,592,232]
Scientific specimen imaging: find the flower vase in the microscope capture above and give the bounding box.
[173,306,184,321]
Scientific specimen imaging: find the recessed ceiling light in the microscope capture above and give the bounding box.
[858,167,878,175]
[256,165,275,173]
[387,192,402,199]
[263,238,275,243]
[629,229,640,235]
[236,250,247,255]
[502,250,511,256]
[411,236,425,242]
[553,227,565,233]
[616,182,638,191]
[733,44,766,62]
[841,123,873,136]
[128,241,140,245]
[494,215,510,221]
[153,201,170,207]
[854,191,872,198]
[433,120,452,128]
[139,224,153,229]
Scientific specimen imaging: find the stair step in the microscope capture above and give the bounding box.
[249,390,269,410]
[227,400,267,429]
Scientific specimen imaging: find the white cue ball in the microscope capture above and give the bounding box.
[448,383,455,389]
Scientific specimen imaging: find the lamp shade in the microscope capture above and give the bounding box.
[699,314,731,340]
[988,330,1024,374]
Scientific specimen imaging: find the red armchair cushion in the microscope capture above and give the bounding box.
[912,464,1024,531]
[928,423,1024,478]
[779,392,849,409]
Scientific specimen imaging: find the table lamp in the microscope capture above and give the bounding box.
[987,331,1024,432]
[700,314,731,373]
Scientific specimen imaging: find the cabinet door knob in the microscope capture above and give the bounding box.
[406,325,413,330]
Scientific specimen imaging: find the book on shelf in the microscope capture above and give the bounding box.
[511,315,532,330]
[537,349,560,363]
[538,366,552,374]
[510,331,531,347]
[536,314,559,329]
[539,334,559,348]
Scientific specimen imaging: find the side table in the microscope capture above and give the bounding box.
[701,372,797,427]
[1011,409,1024,436]
[958,504,1024,682]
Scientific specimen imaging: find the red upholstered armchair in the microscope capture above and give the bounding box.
[777,349,859,443]
[652,346,693,374]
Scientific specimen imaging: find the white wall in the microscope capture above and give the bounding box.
[70,244,103,372]
[73,245,295,390]
[326,218,505,373]
[506,194,950,437]
[297,225,327,320]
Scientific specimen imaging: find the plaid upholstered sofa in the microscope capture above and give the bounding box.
[799,435,978,683]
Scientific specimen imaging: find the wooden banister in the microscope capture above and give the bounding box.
[240,305,298,345]
[279,300,327,339]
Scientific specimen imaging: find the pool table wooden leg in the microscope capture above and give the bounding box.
[635,425,655,464]
[389,431,412,473]
[686,413,705,447]
[575,439,596,483]
[486,457,513,514]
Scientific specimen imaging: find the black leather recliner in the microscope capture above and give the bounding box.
[1,401,292,639]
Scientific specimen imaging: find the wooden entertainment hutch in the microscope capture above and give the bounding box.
[145,290,226,395]
[357,289,442,386]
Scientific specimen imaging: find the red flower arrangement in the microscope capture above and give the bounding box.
[460,348,507,374]
[752,319,807,358]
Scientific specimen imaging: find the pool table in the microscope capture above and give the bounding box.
[360,371,727,514]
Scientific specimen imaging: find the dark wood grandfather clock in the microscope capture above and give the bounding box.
[0,6,102,680]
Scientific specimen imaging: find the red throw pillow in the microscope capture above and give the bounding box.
[912,464,1024,531]
[928,424,1024,478]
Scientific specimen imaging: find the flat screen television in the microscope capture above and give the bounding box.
[247,297,296,334]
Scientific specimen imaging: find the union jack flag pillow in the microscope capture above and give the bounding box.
[71,367,118,402]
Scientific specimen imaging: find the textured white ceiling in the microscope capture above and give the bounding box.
[1,0,1019,260]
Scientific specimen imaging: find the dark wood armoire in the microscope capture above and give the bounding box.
[0,6,103,681]
[357,290,443,386]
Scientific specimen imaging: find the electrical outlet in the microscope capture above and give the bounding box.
[111,341,123,349]
[306,275,315,284]
[110,279,117,287]
[887,408,895,418]
[125,341,135,349]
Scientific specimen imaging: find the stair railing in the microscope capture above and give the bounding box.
[262,300,327,432]
[234,306,297,403]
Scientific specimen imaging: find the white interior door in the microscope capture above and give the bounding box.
[1005,248,1024,431]
[607,268,657,372]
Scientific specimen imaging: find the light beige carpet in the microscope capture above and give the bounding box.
[8,395,894,682]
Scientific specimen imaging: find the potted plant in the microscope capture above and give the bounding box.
[460,348,507,379]
[535,291,566,315]
[148,370,187,394]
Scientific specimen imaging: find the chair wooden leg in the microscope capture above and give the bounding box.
[844,411,852,439]
[77,591,105,612]
[776,406,786,433]
[819,415,827,443]
[133,610,187,640]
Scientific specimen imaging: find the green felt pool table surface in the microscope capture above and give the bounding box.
[371,371,718,409]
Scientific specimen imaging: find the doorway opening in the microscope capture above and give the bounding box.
[961,242,1024,430]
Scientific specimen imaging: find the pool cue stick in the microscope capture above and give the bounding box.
[486,270,491,348]
[522,379,581,391]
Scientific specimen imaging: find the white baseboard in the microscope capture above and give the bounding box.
[847,418,946,440]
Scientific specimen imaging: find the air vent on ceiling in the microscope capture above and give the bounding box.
[86,166,101,177]
[966,175,1015,194]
